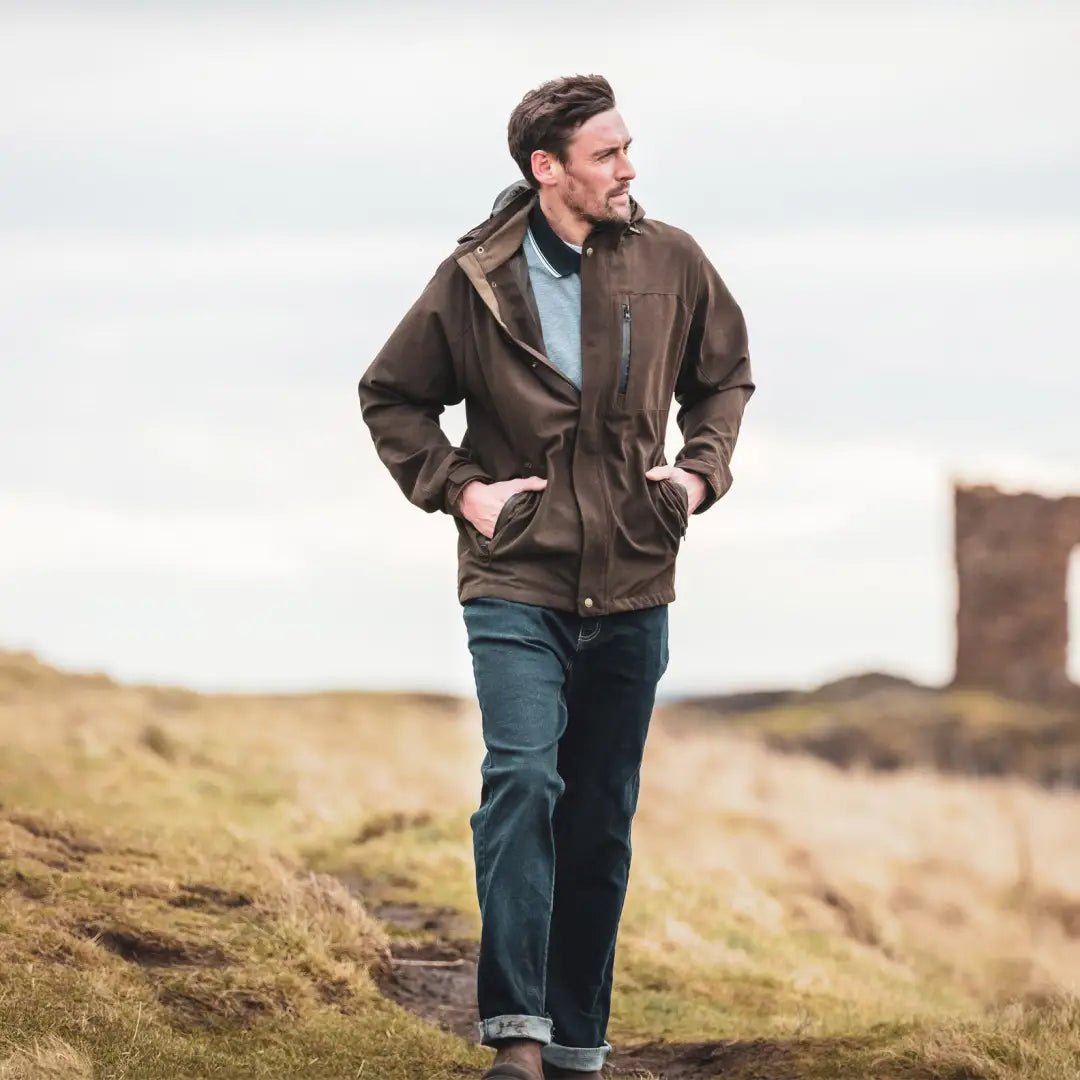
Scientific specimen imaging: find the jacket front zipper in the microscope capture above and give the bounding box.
[617,301,631,396]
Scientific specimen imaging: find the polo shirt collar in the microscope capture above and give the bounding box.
[527,202,582,278]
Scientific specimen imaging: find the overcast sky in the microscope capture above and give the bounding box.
[2,1,1079,697]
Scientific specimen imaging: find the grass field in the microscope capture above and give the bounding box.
[2,649,1079,1079]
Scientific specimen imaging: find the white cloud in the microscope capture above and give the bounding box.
[3,231,448,285]
[3,4,1076,163]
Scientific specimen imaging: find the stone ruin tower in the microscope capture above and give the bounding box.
[954,483,1080,701]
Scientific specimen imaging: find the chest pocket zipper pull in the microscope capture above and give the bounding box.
[618,302,631,396]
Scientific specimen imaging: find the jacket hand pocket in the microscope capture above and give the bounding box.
[489,488,541,558]
[492,490,526,537]
[462,490,529,561]
[463,519,492,559]
[654,477,689,541]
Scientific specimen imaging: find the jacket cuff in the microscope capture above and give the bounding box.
[675,458,731,515]
[444,463,492,516]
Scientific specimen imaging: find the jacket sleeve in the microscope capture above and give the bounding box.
[358,259,492,516]
[673,246,755,514]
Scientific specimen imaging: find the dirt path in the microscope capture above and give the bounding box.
[347,878,835,1080]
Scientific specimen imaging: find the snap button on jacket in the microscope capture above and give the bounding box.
[358,185,754,617]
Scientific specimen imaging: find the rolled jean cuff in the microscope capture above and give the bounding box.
[541,1041,613,1072]
[477,1014,553,1045]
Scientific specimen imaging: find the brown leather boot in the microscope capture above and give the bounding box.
[542,1065,603,1079]
[482,1065,542,1080]
[482,1037,544,1080]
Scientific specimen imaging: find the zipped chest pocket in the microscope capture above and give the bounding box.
[612,292,687,411]
[617,301,632,397]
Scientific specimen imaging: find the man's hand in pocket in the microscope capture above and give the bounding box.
[644,465,707,514]
[458,476,548,539]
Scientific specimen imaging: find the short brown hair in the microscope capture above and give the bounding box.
[507,75,616,188]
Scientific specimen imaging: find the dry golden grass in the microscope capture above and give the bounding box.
[2,649,1080,1078]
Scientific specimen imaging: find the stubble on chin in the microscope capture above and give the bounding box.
[582,197,630,228]
[586,213,628,230]
[564,177,630,229]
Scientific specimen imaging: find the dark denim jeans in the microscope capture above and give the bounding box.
[462,597,669,1073]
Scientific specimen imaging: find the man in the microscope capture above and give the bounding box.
[358,75,753,1080]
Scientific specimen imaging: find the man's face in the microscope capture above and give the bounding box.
[552,109,636,227]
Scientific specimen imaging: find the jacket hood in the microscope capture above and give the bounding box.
[491,179,531,215]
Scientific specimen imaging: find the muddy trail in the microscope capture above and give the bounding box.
[346,877,848,1080]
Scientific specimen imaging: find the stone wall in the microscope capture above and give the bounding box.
[954,484,1080,700]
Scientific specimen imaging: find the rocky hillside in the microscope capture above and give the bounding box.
[678,672,1080,788]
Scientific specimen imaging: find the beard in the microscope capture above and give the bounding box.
[564,174,630,228]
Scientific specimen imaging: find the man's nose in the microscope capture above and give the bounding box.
[617,153,636,182]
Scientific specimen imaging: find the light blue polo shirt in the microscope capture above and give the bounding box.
[523,205,583,390]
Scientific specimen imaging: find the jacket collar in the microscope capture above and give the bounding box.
[526,202,581,277]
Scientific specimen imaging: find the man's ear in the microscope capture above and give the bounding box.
[530,148,560,189]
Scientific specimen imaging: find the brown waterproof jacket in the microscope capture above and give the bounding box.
[358,182,754,617]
